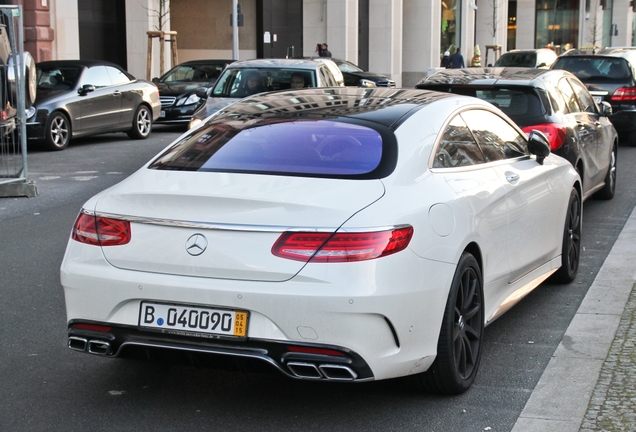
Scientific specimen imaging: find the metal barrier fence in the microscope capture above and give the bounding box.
[0,5,36,198]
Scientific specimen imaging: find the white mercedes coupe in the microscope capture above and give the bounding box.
[61,87,581,394]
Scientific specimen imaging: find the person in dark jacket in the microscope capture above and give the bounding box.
[441,51,451,68]
[319,43,332,58]
[450,47,465,68]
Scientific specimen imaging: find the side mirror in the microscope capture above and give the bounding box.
[599,101,612,116]
[194,86,211,99]
[527,130,551,165]
[78,84,95,96]
[537,62,547,68]
[151,77,159,84]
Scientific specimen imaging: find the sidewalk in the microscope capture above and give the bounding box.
[512,206,636,431]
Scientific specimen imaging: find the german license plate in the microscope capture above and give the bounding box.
[593,96,603,104]
[159,110,166,118]
[139,302,248,337]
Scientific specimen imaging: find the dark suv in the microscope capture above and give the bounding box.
[416,67,617,201]
[551,48,636,145]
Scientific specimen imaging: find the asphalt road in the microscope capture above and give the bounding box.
[1,128,635,432]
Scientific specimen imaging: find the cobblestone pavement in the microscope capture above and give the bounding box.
[580,283,636,432]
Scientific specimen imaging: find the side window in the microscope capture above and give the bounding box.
[569,78,597,114]
[556,78,580,114]
[434,115,485,168]
[105,66,131,86]
[461,109,529,161]
[80,66,113,88]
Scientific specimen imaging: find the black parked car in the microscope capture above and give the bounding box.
[26,60,161,151]
[306,57,396,88]
[416,67,617,201]
[551,48,636,145]
[152,59,234,126]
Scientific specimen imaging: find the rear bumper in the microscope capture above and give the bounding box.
[61,241,453,381]
[67,321,374,381]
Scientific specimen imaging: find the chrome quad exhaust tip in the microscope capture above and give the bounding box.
[67,337,111,356]
[286,361,358,381]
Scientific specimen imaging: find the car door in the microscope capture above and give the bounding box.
[569,77,613,188]
[432,112,511,288]
[78,65,121,131]
[105,65,136,124]
[555,77,599,196]
[461,109,563,284]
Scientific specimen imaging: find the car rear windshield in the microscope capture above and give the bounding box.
[430,86,546,123]
[552,57,632,81]
[148,119,389,178]
[495,52,537,67]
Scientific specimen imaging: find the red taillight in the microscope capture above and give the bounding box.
[611,87,636,101]
[71,212,131,246]
[287,346,345,357]
[522,123,567,151]
[271,226,414,263]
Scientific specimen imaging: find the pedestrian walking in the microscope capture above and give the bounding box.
[441,51,451,68]
[450,47,465,69]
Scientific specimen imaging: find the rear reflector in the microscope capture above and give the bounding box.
[522,123,567,151]
[72,212,131,246]
[287,346,346,357]
[611,87,636,101]
[272,226,413,263]
[71,323,112,332]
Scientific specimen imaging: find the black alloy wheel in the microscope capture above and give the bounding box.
[127,105,152,139]
[412,252,484,394]
[552,187,582,283]
[44,112,71,151]
[595,144,617,200]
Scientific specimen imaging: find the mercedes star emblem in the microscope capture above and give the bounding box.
[185,233,208,256]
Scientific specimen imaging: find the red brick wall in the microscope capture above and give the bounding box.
[7,0,54,61]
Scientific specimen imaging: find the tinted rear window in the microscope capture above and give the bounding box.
[149,119,388,178]
[430,86,546,122]
[552,57,631,81]
[495,52,537,67]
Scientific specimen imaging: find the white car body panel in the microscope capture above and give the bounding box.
[60,89,581,384]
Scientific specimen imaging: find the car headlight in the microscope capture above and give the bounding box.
[177,93,201,106]
[359,79,377,88]
[25,106,37,120]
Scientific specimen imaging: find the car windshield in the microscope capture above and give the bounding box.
[211,68,317,97]
[495,52,537,67]
[148,119,384,177]
[160,63,225,83]
[552,57,630,81]
[336,60,364,73]
[36,66,82,90]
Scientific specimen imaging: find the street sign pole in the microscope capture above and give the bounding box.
[232,0,239,60]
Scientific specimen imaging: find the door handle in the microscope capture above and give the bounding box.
[112,91,121,96]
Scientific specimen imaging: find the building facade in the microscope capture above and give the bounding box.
[11,0,636,87]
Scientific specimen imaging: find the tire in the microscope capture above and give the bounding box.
[595,144,616,200]
[44,112,71,151]
[8,52,37,108]
[411,252,484,394]
[552,187,582,284]
[127,105,152,139]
